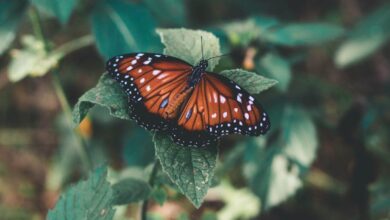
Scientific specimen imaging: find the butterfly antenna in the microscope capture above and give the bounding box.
[201,36,204,60]
[206,53,231,61]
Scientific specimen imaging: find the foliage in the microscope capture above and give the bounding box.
[47,166,116,220]
[1,0,390,219]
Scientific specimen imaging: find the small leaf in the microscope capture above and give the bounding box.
[215,181,261,220]
[151,186,168,206]
[153,133,218,208]
[31,0,77,24]
[47,166,116,220]
[0,0,28,55]
[221,16,279,46]
[335,3,390,67]
[258,52,291,92]
[8,35,63,82]
[92,0,161,59]
[219,69,278,94]
[111,178,151,205]
[263,23,344,46]
[157,28,221,71]
[72,73,130,125]
[143,0,187,26]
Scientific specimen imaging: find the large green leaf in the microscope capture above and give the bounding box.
[156,28,221,70]
[143,0,187,26]
[258,52,291,92]
[0,0,28,55]
[335,3,390,67]
[31,0,77,24]
[47,166,116,220]
[92,0,161,59]
[153,133,218,208]
[263,23,344,46]
[244,106,318,210]
[72,73,130,125]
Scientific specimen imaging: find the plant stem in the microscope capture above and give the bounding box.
[54,35,94,57]
[140,160,160,220]
[29,7,93,170]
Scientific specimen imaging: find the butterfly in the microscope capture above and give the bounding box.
[106,51,270,147]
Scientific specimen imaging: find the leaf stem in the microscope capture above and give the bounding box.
[140,160,160,220]
[29,7,93,170]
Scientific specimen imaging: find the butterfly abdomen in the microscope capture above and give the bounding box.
[163,87,193,119]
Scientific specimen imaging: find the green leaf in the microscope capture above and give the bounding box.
[244,106,318,210]
[263,23,344,46]
[153,133,218,208]
[143,0,187,26]
[31,0,77,24]
[258,52,291,92]
[215,181,260,220]
[335,3,390,68]
[92,0,161,59]
[221,16,279,46]
[111,177,151,205]
[8,35,63,82]
[0,0,28,55]
[156,28,221,71]
[72,73,130,125]
[47,166,116,220]
[281,107,318,167]
[151,186,167,206]
[219,69,278,94]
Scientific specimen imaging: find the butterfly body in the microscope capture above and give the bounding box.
[106,53,270,147]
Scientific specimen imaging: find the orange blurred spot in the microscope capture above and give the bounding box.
[78,117,92,138]
[243,47,257,70]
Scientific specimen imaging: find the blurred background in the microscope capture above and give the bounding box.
[1,0,390,219]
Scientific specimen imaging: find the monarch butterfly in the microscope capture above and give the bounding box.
[106,48,270,147]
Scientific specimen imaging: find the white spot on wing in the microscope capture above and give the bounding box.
[234,108,238,112]
[223,112,227,118]
[213,93,218,103]
[247,105,252,111]
[146,85,151,91]
[220,95,226,103]
[237,95,242,103]
[144,60,151,65]
[153,70,161,75]
[157,73,167,79]
[244,113,249,119]
[126,66,133,71]
[140,78,145,84]
[131,60,137,65]
[211,113,217,118]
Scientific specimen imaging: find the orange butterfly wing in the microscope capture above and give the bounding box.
[172,72,270,146]
[107,53,192,131]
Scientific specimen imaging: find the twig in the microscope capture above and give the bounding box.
[28,7,93,170]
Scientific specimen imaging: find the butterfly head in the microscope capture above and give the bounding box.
[198,59,208,70]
